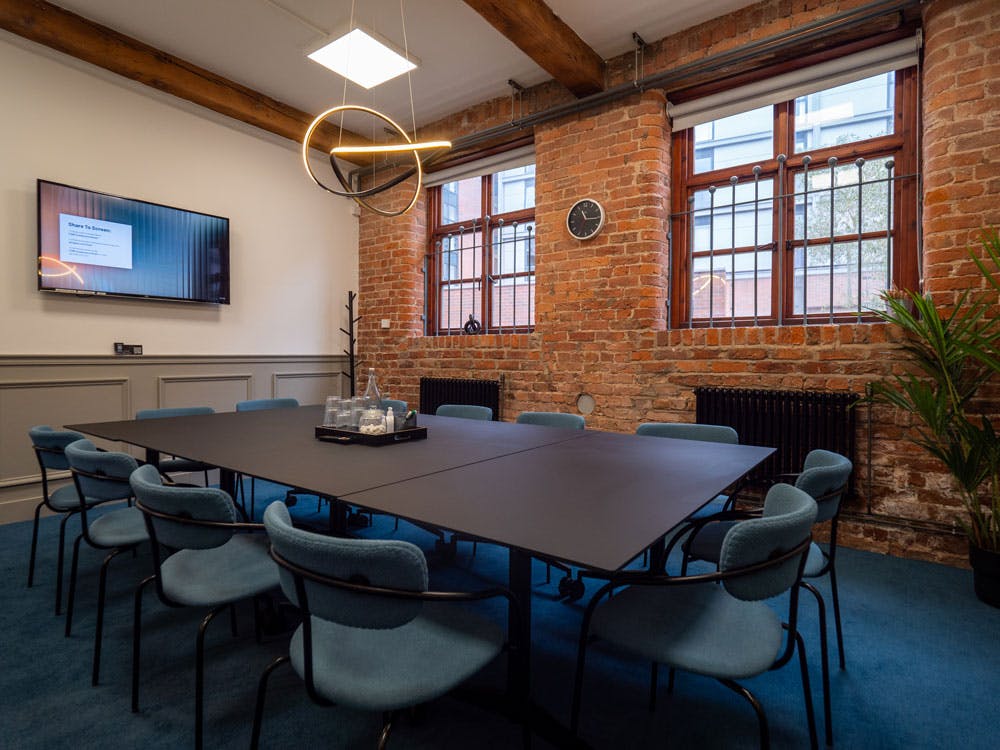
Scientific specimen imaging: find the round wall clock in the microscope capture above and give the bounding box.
[566,198,605,240]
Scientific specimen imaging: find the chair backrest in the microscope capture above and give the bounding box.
[235,398,299,412]
[129,464,236,550]
[719,483,817,601]
[796,449,853,524]
[263,501,427,629]
[29,425,86,471]
[136,406,215,420]
[64,439,137,502]
[636,422,738,444]
[436,404,493,421]
[380,398,408,414]
[516,411,585,430]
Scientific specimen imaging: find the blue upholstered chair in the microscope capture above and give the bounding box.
[129,464,279,750]
[235,398,300,412]
[64,439,149,686]
[516,411,586,430]
[27,426,87,614]
[136,406,215,484]
[636,422,740,518]
[252,501,519,749]
[679,449,853,747]
[571,483,819,749]
[380,398,408,415]
[235,398,300,518]
[435,403,493,420]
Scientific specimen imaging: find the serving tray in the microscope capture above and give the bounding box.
[314,425,428,446]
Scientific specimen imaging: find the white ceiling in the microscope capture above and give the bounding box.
[52,0,756,133]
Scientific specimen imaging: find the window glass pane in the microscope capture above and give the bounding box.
[440,176,481,224]
[692,252,772,320]
[436,228,482,281]
[792,239,889,316]
[794,157,893,240]
[491,165,536,214]
[489,276,535,330]
[692,180,774,252]
[491,221,535,275]
[693,105,773,174]
[438,281,483,332]
[795,72,894,152]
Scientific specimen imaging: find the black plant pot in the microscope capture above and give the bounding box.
[969,542,1000,608]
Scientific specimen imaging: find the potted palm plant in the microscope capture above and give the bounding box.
[869,228,1000,607]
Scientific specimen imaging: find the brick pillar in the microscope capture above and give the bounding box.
[921,0,1000,297]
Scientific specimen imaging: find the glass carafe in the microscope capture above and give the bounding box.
[362,367,382,410]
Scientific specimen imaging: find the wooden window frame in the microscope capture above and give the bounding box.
[426,172,536,336]
[670,66,918,328]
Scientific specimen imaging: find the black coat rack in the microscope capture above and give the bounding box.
[340,291,361,396]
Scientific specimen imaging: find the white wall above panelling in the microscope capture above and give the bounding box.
[0,33,359,356]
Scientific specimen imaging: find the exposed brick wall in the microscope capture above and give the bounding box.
[357,0,1000,567]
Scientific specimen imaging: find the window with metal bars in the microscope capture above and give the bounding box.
[670,67,918,327]
[426,164,536,335]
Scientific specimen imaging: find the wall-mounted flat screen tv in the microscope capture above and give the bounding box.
[37,179,230,304]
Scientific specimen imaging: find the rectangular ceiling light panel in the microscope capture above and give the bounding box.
[308,28,416,89]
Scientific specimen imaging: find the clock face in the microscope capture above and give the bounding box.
[566,198,605,240]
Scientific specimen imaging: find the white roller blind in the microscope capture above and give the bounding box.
[668,36,920,132]
[424,144,535,187]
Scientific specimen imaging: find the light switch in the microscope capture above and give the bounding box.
[380,319,391,329]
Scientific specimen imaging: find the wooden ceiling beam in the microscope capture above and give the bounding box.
[462,0,604,97]
[0,0,372,163]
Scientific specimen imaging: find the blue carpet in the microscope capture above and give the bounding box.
[1,480,998,749]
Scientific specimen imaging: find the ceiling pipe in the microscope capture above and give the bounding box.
[347,0,918,184]
[433,0,919,163]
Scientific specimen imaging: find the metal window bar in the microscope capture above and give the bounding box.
[672,154,916,327]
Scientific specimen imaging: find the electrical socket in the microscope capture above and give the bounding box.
[114,342,125,354]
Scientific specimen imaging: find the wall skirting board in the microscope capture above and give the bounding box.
[0,354,348,524]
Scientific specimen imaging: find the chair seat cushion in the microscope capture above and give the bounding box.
[158,457,211,474]
[47,483,86,511]
[803,542,827,577]
[88,506,149,548]
[591,583,783,680]
[161,534,278,607]
[289,602,504,712]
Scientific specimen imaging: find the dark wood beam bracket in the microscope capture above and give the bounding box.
[462,0,605,97]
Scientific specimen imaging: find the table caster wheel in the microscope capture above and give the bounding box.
[559,576,585,601]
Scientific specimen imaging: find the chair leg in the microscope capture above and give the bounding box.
[802,582,833,747]
[648,662,659,712]
[828,563,846,670]
[93,547,126,686]
[377,712,394,750]
[718,679,770,750]
[65,535,84,637]
[570,627,594,734]
[250,478,256,521]
[793,631,820,750]
[250,655,290,750]
[55,512,76,615]
[27,501,44,587]
[132,575,155,713]
[196,606,226,750]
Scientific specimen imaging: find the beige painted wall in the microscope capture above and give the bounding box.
[0,33,359,356]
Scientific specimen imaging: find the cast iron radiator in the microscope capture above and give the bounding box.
[694,387,857,489]
[419,376,502,420]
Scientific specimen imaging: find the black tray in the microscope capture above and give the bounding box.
[314,425,428,446]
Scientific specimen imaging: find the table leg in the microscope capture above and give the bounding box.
[144,448,160,467]
[508,547,532,700]
[219,469,236,500]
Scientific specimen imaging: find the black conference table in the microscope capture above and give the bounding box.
[69,406,773,746]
